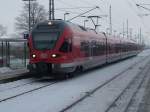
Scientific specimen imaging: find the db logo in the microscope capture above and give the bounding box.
[40,53,48,59]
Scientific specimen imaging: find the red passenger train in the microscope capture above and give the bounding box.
[27,20,142,78]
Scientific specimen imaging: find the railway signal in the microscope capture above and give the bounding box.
[49,0,55,20]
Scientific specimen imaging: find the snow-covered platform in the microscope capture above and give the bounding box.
[0,67,29,81]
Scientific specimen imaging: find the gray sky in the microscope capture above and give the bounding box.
[0,0,150,43]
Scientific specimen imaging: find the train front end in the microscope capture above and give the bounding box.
[27,20,74,77]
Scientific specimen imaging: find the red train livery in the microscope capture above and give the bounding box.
[27,20,143,78]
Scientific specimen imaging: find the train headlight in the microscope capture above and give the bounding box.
[32,54,36,58]
[48,21,52,25]
[51,54,57,58]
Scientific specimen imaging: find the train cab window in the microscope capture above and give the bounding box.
[32,32,59,50]
[59,39,72,53]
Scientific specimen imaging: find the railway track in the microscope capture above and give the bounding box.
[105,61,150,112]
[59,56,149,112]
[0,78,58,103]
[0,78,41,92]
[0,55,148,112]
[0,69,29,84]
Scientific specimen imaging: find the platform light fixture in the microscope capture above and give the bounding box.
[64,12,70,21]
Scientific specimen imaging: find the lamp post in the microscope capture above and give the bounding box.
[22,0,36,33]
[64,12,70,21]
[84,20,88,28]
[106,28,110,35]
[113,30,117,38]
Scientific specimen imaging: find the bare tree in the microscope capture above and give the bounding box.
[15,2,48,34]
[0,25,7,38]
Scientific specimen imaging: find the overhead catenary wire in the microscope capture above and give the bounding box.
[55,0,96,16]
[56,0,76,7]
[77,0,98,7]
[126,0,150,32]
[68,6,100,21]
[55,0,126,33]
[55,9,82,14]
[55,7,94,10]
[126,0,150,43]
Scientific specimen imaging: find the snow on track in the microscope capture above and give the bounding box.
[124,65,150,112]
[0,78,38,92]
[0,67,12,74]
[64,55,150,112]
[0,79,56,102]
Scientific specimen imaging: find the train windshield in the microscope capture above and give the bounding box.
[32,32,59,50]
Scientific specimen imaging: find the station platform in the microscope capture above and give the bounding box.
[0,68,29,82]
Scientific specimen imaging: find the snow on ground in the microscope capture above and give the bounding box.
[10,59,29,69]
[126,70,150,112]
[66,57,149,112]
[0,80,51,101]
[0,78,37,92]
[0,67,12,74]
[0,50,149,112]
[138,49,150,56]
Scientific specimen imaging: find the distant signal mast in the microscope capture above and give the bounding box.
[49,0,55,20]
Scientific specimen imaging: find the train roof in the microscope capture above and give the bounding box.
[35,20,67,26]
[34,20,139,45]
[105,34,139,45]
[34,20,96,33]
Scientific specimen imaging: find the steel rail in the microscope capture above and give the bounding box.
[123,63,150,112]
[105,60,150,112]
[0,78,45,92]
[0,81,57,103]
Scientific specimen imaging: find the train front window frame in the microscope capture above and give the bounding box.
[32,31,60,50]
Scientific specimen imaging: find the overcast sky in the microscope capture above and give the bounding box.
[0,0,150,43]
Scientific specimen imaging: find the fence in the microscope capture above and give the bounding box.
[0,38,28,69]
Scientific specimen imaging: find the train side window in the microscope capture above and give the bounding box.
[59,39,72,53]
[81,41,90,56]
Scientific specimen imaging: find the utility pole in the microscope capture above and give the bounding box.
[127,19,129,39]
[1,41,3,66]
[109,5,112,35]
[140,28,142,44]
[123,21,125,38]
[49,0,55,20]
[129,28,133,40]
